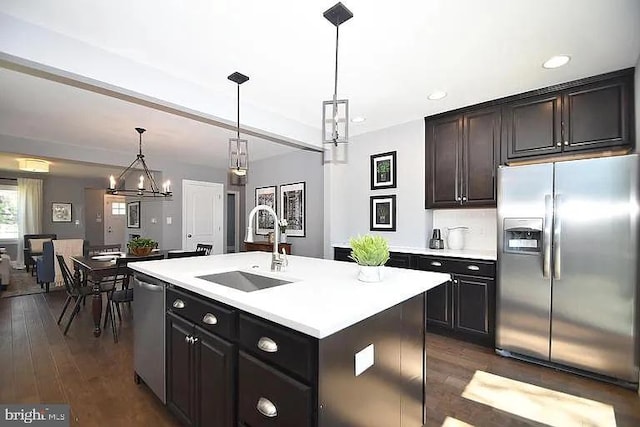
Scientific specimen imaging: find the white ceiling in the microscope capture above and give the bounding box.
[0,151,125,179]
[0,0,639,162]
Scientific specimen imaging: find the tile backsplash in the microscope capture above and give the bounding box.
[432,208,497,251]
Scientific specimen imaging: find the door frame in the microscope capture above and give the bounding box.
[226,190,240,253]
[181,179,224,252]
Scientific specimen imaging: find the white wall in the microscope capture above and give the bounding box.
[330,120,433,248]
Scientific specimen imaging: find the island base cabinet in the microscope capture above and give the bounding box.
[238,351,313,427]
[166,312,236,427]
[317,293,425,427]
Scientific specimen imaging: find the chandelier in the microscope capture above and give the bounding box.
[322,2,354,146]
[228,71,250,176]
[107,127,172,198]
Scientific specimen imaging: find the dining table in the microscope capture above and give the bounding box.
[70,250,170,337]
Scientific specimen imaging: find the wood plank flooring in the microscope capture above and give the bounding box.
[1,290,639,426]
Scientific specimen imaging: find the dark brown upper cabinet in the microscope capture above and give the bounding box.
[502,71,634,162]
[426,106,500,208]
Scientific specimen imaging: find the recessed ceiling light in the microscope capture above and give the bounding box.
[428,91,447,100]
[18,158,49,173]
[543,55,571,69]
[351,117,366,123]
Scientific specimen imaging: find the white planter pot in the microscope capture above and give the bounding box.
[358,265,384,282]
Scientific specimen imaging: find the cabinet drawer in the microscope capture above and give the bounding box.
[167,287,238,341]
[238,351,312,427]
[239,314,316,383]
[415,256,495,277]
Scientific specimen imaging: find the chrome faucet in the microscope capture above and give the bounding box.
[245,204,287,271]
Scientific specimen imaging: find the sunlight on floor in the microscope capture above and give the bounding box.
[461,371,617,427]
[442,416,474,427]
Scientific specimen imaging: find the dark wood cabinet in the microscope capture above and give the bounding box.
[333,247,352,262]
[415,255,496,347]
[426,106,500,208]
[244,241,292,254]
[502,70,634,162]
[503,94,563,160]
[166,311,236,427]
[563,76,632,151]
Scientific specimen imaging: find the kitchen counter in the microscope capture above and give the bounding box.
[332,242,497,261]
[129,251,449,339]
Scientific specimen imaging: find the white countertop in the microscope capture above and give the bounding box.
[129,252,449,339]
[332,243,497,261]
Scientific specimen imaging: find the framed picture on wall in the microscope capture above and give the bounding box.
[127,201,141,228]
[370,151,397,190]
[370,195,396,231]
[51,202,72,223]
[255,185,277,235]
[279,182,305,237]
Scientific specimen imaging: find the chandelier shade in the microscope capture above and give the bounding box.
[106,128,172,198]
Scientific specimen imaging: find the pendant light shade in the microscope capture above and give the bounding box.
[322,2,353,146]
[228,72,250,177]
[106,128,172,198]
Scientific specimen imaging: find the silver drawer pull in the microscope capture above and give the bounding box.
[172,299,185,309]
[257,337,278,353]
[430,261,442,267]
[467,265,480,271]
[256,397,277,418]
[202,313,218,325]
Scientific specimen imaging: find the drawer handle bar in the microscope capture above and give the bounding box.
[467,265,480,271]
[202,313,218,325]
[430,261,442,267]
[172,299,185,309]
[257,397,277,418]
[257,337,278,353]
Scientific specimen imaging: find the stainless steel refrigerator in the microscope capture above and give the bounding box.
[496,154,639,387]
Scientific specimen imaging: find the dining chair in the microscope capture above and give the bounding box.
[56,254,114,335]
[104,253,164,343]
[167,250,207,259]
[196,243,213,255]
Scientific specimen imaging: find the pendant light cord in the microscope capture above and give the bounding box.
[237,84,241,140]
[334,25,339,103]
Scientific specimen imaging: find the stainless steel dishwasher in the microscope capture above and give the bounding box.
[133,272,167,403]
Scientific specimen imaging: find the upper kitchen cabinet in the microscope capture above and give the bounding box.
[502,94,563,160]
[503,70,634,162]
[425,106,500,208]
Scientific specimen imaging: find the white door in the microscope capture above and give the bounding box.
[182,180,224,253]
[104,195,126,246]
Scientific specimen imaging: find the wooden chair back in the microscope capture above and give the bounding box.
[195,243,213,255]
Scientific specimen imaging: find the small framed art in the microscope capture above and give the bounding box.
[370,195,396,231]
[370,151,397,190]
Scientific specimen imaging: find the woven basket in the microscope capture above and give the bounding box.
[130,246,153,256]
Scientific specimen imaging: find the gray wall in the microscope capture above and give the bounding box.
[246,150,324,258]
[43,176,105,239]
[636,55,639,152]
[84,189,105,246]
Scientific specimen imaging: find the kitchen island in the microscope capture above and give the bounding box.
[129,252,449,427]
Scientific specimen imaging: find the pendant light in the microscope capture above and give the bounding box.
[228,72,250,176]
[322,2,354,146]
[107,128,172,198]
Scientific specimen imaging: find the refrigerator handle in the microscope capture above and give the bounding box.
[553,194,562,280]
[543,194,552,279]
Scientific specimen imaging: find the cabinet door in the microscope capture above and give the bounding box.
[195,326,236,427]
[426,115,462,208]
[386,252,412,269]
[462,107,500,206]
[563,76,632,152]
[503,95,562,160]
[426,280,453,329]
[454,275,495,343]
[334,247,353,262]
[167,313,196,426]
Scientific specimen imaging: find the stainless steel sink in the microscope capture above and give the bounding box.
[196,270,293,292]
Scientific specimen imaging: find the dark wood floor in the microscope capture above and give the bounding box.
[1,290,639,426]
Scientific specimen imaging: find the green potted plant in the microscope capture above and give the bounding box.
[127,237,157,256]
[349,235,390,282]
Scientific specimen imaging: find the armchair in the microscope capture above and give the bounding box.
[36,239,89,292]
[24,234,57,275]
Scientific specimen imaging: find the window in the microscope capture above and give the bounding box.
[0,184,18,240]
[112,202,126,216]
